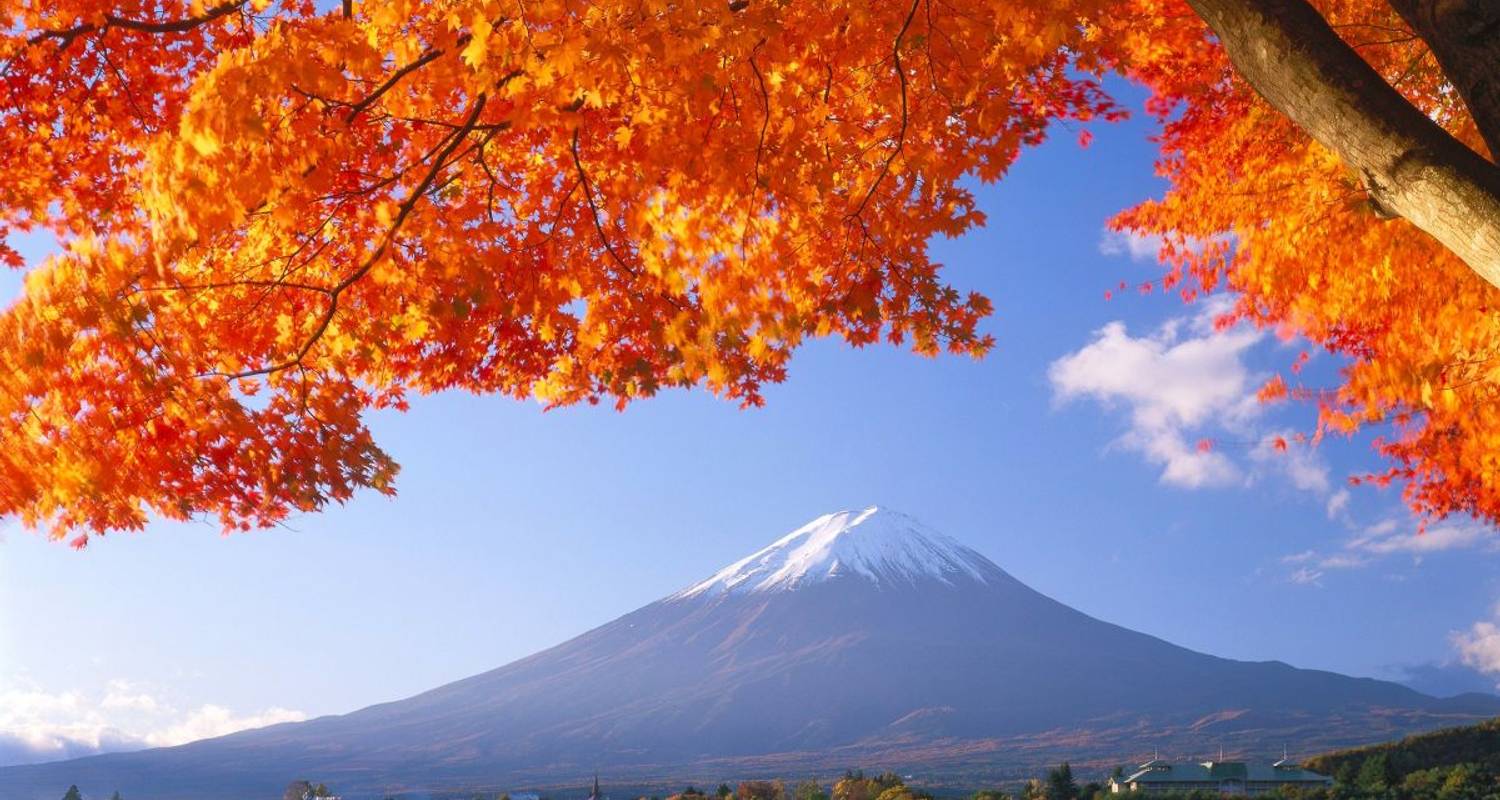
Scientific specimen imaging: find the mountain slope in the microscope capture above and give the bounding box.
[3,507,1496,799]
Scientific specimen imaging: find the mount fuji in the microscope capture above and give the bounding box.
[2,507,1495,799]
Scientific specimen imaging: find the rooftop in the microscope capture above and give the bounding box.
[1121,760,1332,785]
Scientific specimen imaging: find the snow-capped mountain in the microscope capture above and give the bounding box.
[677,507,993,596]
[3,509,1496,800]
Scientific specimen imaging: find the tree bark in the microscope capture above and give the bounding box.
[1184,0,1500,290]
[1386,0,1500,159]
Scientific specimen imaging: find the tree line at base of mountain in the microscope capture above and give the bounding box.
[1304,718,1500,781]
[57,786,123,800]
[1288,716,1500,800]
[44,717,1500,800]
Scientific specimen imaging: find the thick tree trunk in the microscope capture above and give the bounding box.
[1387,0,1500,159]
[1184,0,1500,290]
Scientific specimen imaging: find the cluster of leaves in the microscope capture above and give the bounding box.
[831,771,927,800]
[0,0,1116,540]
[3,0,1500,540]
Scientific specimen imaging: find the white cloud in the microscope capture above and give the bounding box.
[0,683,128,760]
[1288,567,1325,587]
[1097,230,1231,264]
[1282,548,1363,586]
[0,676,305,766]
[100,679,161,713]
[143,705,305,748]
[1099,231,1168,262]
[1048,302,1263,489]
[1051,302,1339,495]
[1326,489,1351,521]
[1452,604,1500,684]
[1315,552,1370,569]
[1250,431,1330,494]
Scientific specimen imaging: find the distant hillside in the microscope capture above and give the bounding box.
[1306,715,1500,781]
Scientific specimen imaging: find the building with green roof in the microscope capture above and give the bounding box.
[1109,758,1333,795]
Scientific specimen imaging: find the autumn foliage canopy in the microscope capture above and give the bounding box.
[1,0,1498,541]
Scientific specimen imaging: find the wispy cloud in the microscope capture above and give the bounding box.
[1281,518,1497,586]
[1097,229,1230,264]
[1099,230,1169,262]
[1250,429,1331,494]
[1287,566,1325,587]
[1349,519,1498,558]
[1325,489,1351,521]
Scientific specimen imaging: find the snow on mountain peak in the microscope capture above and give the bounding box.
[676,506,994,598]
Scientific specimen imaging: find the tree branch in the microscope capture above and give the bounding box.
[210,95,490,381]
[344,42,461,123]
[29,1,247,46]
[1385,0,1500,159]
[570,129,638,278]
[848,0,921,220]
[1186,0,1500,289]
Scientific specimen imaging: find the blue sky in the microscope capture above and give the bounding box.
[3,84,1499,765]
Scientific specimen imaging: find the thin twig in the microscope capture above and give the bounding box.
[848,0,921,219]
[208,95,490,380]
[29,1,247,47]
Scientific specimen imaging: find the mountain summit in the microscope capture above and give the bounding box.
[677,506,994,597]
[3,509,1496,800]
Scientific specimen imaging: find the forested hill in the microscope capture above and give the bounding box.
[1305,715,1500,783]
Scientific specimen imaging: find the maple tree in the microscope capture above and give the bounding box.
[0,0,1497,542]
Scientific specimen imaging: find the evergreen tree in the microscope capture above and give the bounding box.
[1356,754,1392,793]
[111,792,123,800]
[61,786,83,800]
[718,785,733,799]
[794,781,827,800]
[1045,764,1079,800]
